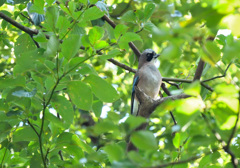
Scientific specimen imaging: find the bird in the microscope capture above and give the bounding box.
[131,49,162,116]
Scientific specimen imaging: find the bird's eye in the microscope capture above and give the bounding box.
[146,52,154,61]
[147,52,154,57]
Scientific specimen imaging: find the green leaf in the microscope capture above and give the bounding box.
[0,122,12,143]
[45,110,65,129]
[94,120,118,135]
[51,96,74,127]
[12,89,36,98]
[184,80,201,96]
[43,6,59,32]
[61,34,82,60]
[99,49,121,60]
[223,40,240,64]
[161,43,181,60]
[173,132,181,148]
[130,130,158,151]
[201,41,221,66]
[46,0,55,5]
[56,132,95,153]
[33,31,48,43]
[222,14,240,37]
[104,144,125,162]
[173,132,188,148]
[0,112,20,127]
[67,81,93,111]
[176,98,203,115]
[114,24,128,40]
[84,75,119,102]
[29,0,44,14]
[13,49,43,75]
[144,21,158,32]
[89,0,98,4]
[0,148,10,165]
[0,76,25,90]
[56,16,71,38]
[45,35,59,56]
[30,153,42,168]
[82,6,104,21]
[13,126,38,142]
[144,4,155,22]
[0,0,6,7]
[92,100,103,117]
[89,26,105,45]
[14,33,37,57]
[95,40,109,50]
[119,32,142,50]
[124,116,146,131]
[121,10,137,22]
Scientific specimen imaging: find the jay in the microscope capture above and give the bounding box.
[131,49,162,116]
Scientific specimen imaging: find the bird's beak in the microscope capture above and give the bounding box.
[153,54,160,58]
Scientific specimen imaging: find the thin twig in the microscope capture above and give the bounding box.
[165,81,180,89]
[1,11,213,91]
[110,0,133,18]
[161,83,177,125]
[60,6,87,40]
[202,112,238,168]
[226,90,240,149]
[202,62,232,83]
[144,148,220,168]
[27,119,40,136]
[0,147,8,167]
[101,14,141,58]
[135,27,144,34]
[20,13,34,25]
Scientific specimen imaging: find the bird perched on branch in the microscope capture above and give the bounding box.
[131,49,162,116]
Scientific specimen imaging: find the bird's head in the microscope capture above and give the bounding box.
[139,49,160,68]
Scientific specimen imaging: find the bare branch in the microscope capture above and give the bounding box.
[108,58,137,73]
[20,13,34,25]
[165,81,180,89]
[110,0,133,18]
[1,11,214,92]
[226,91,240,149]
[0,12,50,39]
[202,112,239,168]
[101,14,141,58]
[202,62,232,83]
[27,120,40,137]
[0,12,38,35]
[145,148,220,168]
[135,86,190,118]
[161,83,177,125]
[194,59,205,81]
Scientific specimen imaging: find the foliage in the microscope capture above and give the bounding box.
[0,0,240,167]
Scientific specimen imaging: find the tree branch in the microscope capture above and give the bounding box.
[101,14,141,58]
[20,13,34,25]
[145,148,220,168]
[0,12,38,35]
[193,59,205,81]
[226,90,240,149]
[202,62,232,83]
[0,11,214,92]
[135,86,190,118]
[108,58,136,73]
[202,112,239,168]
[27,119,40,137]
[110,0,133,18]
